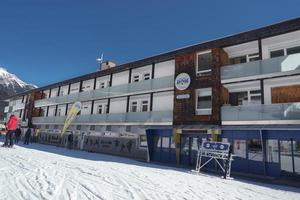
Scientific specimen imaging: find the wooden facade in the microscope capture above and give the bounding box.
[271,84,300,103]
[173,48,228,126]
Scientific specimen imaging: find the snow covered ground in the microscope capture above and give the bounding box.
[0,141,300,200]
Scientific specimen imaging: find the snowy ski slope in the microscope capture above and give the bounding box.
[0,142,299,200]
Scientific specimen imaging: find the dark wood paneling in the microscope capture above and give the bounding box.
[271,85,300,103]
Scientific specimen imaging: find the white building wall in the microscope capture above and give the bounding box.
[112,71,129,86]
[262,30,300,59]
[60,85,69,96]
[70,82,80,94]
[264,75,300,104]
[152,91,174,111]
[110,97,127,113]
[96,75,110,89]
[154,60,175,78]
[82,79,94,91]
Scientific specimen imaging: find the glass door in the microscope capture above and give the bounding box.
[280,140,293,173]
[293,140,300,175]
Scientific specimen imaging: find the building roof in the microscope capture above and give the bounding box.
[5,17,300,100]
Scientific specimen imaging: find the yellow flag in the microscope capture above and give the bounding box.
[61,102,82,135]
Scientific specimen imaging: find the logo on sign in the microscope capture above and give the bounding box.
[175,73,191,90]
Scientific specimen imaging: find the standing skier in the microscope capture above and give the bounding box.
[15,127,22,144]
[24,128,31,145]
[3,114,18,147]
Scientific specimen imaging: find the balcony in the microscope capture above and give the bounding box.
[32,111,173,125]
[12,103,25,111]
[222,103,300,125]
[34,75,174,107]
[221,53,300,82]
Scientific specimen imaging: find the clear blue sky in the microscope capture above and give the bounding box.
[0,0,299,87]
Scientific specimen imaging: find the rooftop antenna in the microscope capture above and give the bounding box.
[96,53,104,71]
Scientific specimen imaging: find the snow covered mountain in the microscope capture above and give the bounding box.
[0,67,37,97]
[0,67,37,119]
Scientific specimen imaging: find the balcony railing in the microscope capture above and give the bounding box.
[221,53,300,81]
[34,75,174,107]
[32,111,173,125]
[222,103,300,125]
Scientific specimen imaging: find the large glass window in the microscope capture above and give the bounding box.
[141,100,149,112]
[130,101,138,112]
[270,45,300,58]
[248,139,263,161]
[196,88,212,115]
[233,140,247,158]
[287,46,300,55]
[270,49,284,58]
[280,140,293,173]
[266,140,279,163]
[196,51,212,75]
[139,135,148,147]
[294,141,300,174]
[162,137,170,148]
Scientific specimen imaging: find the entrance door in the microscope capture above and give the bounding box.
[280,139,300,175]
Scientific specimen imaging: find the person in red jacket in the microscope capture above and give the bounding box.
[3,114,18,147]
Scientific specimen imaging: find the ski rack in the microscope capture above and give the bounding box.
[193,141,233,179]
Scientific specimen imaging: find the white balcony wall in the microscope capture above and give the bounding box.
[112,71,129,86]
[81,101,92,115]
[152,91,174,111]
[50,88,59,98]
[93,99,108,114]
[154,60,175,78]
[82,79,94,92]
[262,30,300,59]
[131,65,152,82]
[57,104,66,116]
[60,85,69,96]
[223,40,259,58]
[70,82,80,94]
[48,106,56,117]
[96,75,110,89]
[264,75,300,104]
[110,97,127,113]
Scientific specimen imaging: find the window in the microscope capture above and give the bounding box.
[266,140,279,163]
[141,100,149,112]
[100,82,106,89]
[162,137,170,148]
[90,125,95,131]
[233,140,246,158]
[229,90,261,106]
[130,101,138,112]
[133,74,140,82]
[270,49,284,58]
[106,125,111,131]
[287,46,300,55]
[76,125,81,130]
[196,51,212,75]
[270,45,300,58]
[57,108,61,116]
[98,104,103,114]
[126,126,131,132]
[196,88,212,115]
[60,91,64,96]
[143,73,151,80]
[248,139,263,161]
[229,53,259,64]
[229,55,247,65]
[45,125,49,129]
[140,135,148,147]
